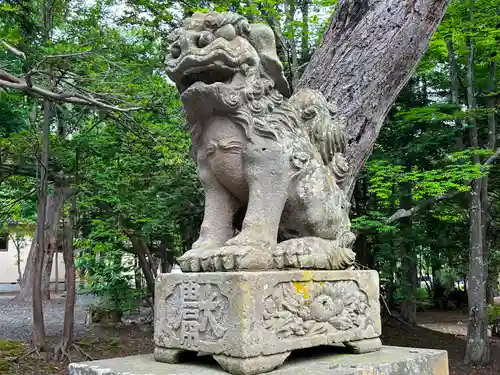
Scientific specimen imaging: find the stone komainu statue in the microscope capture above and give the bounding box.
[165,11,357,272]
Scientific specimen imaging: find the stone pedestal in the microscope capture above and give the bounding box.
[69,347,449,375]
[154,270,381,375]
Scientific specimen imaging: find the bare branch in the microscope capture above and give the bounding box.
[356,145,500,234]
[1,40,26,60]
[0,69,22,84]
[385,189,462,224]
[0,71,141,112]
[45,50,95,60]
[482,147,500,168]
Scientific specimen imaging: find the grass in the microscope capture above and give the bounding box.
[0,339,26,374]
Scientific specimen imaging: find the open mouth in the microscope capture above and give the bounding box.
[179,65,236,93]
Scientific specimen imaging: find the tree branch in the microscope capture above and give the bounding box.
[0,163,64,182]
[0,70,141,111]
[385,189,462,224]
[482,147,500,168]
[360,145,500,231]
[1,39,26,59]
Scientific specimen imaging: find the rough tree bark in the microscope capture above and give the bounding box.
[297,0,451,199]
[464,19,490,365]
[128,234,157,299]
[17,187,68,301]
[32,96,50,352]
[484,59,497,305]
[55,183,77,359]
[300,0,310,62]
[41,186,68,300]
[400,161,417,325]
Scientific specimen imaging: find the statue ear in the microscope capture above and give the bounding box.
[247,23,291,98]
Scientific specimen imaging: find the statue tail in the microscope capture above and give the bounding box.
[289,89,349,184]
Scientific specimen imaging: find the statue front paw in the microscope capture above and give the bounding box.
[178,248,207,272]
[273,237,356,270]
[180,245,274,272]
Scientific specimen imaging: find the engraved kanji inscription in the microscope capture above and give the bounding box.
[164,282,229,347]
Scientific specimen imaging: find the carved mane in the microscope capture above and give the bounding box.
[167,11,348,182]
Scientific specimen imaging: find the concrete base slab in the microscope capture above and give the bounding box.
[69,346,449,375]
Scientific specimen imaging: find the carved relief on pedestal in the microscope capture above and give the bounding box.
[263,281,370,339]
[164,281,229,348]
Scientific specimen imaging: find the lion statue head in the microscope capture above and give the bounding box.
[165,11,348,186]
[164,11,291,122]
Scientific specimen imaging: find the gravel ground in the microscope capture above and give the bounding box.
[0,295,88,341]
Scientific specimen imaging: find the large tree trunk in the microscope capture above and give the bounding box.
[464,20,490,365]
[297,0,450,198]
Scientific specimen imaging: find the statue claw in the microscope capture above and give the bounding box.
[200,253,215,272]
[178,248,210,272]
[272,237,356,270]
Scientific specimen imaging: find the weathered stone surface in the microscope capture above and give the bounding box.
[154,270,381,373]
[69,346,449,375]
[164,11,357,272]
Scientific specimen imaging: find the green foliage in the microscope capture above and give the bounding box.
[1,0,500,326]
[435,265,461,291]
[76,245,140,314]
[487,305,500,327]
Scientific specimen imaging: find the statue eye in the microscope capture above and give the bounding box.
[170,43,181,58]
[214,24,236,41]
[198,31,215,47]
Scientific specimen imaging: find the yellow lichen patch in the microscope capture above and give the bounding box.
[293,282,310,300]
[239,281,251,334]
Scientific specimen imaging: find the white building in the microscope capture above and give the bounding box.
[0,230,65,292]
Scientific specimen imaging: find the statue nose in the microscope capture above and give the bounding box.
[198,31,215,48]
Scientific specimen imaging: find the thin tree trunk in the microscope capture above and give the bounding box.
[285,0,300,90]
[484,59,496,305]
[10,234,23,283]
[400,162,417,325]
[42,187,67,299]
[56,196,76,358]
[128,234,156,298]
[160,242,174,273]
[464,13,490,364]
[18,187,67,301]
[300,0,309,63]
[297,0,450,198]
[55,148,78,359]
[32,96,50,352]
[54,249,59,294]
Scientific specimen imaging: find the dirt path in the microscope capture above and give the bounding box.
[0,295,88,341]
[383,309,500,375]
